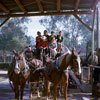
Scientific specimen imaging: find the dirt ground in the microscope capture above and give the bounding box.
[0,70,100,100]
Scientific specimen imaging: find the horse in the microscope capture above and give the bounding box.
[28,58,44,99]
[8,50,29,100]
[44,48,81,100]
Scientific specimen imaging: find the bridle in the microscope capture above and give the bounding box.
[14,53,29,74]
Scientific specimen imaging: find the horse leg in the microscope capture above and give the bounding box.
[64,72,69,100]
[53,84,57,100]
[45,80,50,100]
[58,84,63,97]
[20,83,25,100]
[29,82,33,98]
[14,83,19,99]
[37,87,40,98]
[36,83,41,98]
[20,79,26,100]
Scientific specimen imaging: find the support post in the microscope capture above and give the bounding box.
[91,9,96,64]
[97,7,100,64]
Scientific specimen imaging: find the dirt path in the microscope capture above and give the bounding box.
[0,70,100,100]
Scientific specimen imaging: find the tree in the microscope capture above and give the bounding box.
[25,35,35,46]
[39,14,97,52]
[0,17,31,52]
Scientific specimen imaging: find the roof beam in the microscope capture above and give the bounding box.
[36,0,43,12]
[0,2,10,13]
[57,0,60,12]
[0,11,93,18]
[73,14,92,32]
[92,0,100,10]
[15,0,27,13]
[74,0,80,11]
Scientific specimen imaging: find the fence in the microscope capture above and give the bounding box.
[81,65,100,84]
[0,55,13,63]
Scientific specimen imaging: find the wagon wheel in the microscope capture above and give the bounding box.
[9,80,14,91]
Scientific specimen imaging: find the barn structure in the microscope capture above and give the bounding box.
[0,0,100,63]
[0,0,100,98]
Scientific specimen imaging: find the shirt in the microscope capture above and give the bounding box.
[56,35,63,43]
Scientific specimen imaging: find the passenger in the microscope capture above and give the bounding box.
[24,46,35,61]
[55,47,62,59]
[42,35,49,55]
[43,30,50,42]
[56,31,63,53]
[49,37,57,59]
[36,31,43,48]
[49,31,56,42]
[35,31,43,59]
[43,30,50,55]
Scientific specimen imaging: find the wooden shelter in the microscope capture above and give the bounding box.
[0,0,99,17]
[0,0,100,62]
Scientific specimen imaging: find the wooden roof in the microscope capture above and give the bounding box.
[0,0,100,18]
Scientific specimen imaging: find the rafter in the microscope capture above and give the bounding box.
[74,0,80,11]
[15,0,27,13]
[73,14,92,31]
[0,2,10,13]
[0,11,92,18]
[57,0,60,12]
[36,0,43,12]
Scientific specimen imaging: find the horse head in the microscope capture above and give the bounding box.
[71,48,81,75]
[59,48,81,75]
[13,49,29,75]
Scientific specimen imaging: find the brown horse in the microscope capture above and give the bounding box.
[8,50,29,100]
[29,58,44,98]
[44,49,81,100]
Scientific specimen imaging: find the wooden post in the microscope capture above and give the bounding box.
[97,7,100,64]
[86,42,89,58]
[91,9,96,64]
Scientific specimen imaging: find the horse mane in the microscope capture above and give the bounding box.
[58,50,71,60]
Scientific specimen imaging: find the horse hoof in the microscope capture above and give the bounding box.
[46,98,49,100]
[37,96,40,99]
[29,95,32,98]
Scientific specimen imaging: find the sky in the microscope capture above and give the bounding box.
[25,16,45,38]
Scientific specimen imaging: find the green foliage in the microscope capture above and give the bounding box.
[39,15,97,52]
[0,17,32,52]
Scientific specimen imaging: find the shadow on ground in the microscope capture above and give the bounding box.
[0,70,100,100]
